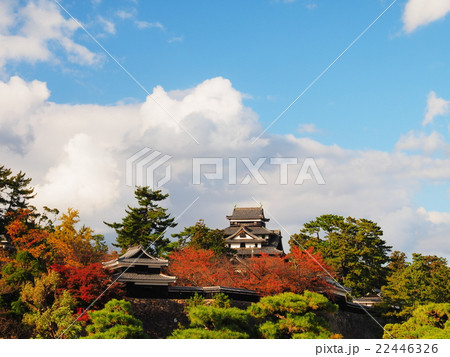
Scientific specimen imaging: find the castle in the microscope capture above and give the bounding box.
[223,207,284,256]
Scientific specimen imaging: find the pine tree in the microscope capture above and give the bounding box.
[0,166,35,234]
[381,254,450,318]
[105,187,176,255]
[84,299,147,339]
[248,291,341,339]
[171,219,234,256]
[384,303,450,339]
[290,214,391,296]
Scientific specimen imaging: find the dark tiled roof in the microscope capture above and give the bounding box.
[226,207,268,221]
[103,245,168,268]
[235,246,284,256]
[223,225,273,237]
[117,272,176,283]
[224,227,267,242]
[120,245,167,262]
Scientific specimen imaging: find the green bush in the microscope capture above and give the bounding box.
[84,299,147,339]
[384,303,450,339]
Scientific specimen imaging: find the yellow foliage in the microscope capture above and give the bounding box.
[47,208,104,267]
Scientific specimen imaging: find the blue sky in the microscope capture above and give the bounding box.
[10,0,450,151]
[1,0,450,259]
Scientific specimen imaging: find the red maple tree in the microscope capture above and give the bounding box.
[168,247,237,287]
[167,246,334,296]
[51,263,125,307]
[286,246,334,294]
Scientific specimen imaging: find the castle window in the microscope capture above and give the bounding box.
[254,243,258,248]
[240,243,246,248]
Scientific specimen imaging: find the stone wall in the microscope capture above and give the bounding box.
[130,298,386,339]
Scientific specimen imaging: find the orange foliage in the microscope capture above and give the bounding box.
[168,247,237,287]
[5,209,51,263]
[287,246,334,293]
[168,246,334,296]
[240,247,333,296]
[239,254,293,295]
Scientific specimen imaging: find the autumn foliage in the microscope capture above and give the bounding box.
[5,209,51,263]
[51,263,124,307]
[47,209,106,267]
[168,247,236,287]
[168,246,333,296]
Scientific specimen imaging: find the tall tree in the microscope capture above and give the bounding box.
[387,250,408,273]
[48,209,107,267]
[381,254,450,318]
[0,166,35,234]
[289,214,391,296]
[171,219,234,256]
[105,187,176,255]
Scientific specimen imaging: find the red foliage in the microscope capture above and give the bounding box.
[238,247,333,296]
[168,247,237,287]
[167,246,334,296]
[75,307,91,322]
[238,254,294,295]
[286,246,334,294]
[51,263,125,307]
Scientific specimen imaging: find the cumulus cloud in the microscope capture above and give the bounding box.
[0,76,50,153]
[423,91,450,126]
[0,0,101,70]
[35,133,120,215]
[1,75,450,259]
[403,0,450,33]
[395,130,447,154]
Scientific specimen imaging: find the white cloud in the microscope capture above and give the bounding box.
[417,206,450,224]
[423,91,450,126]
[403,0,450,33]
[98,16,116,35]
[0,76,50,152]
[116,10,135,19]
[395,130,447,154]
[1,75,450,260]
[168,36,184,43]
[298,123,319,134]
[135,21,164,30]
[36,133,120,215]
[0,0,101,70]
